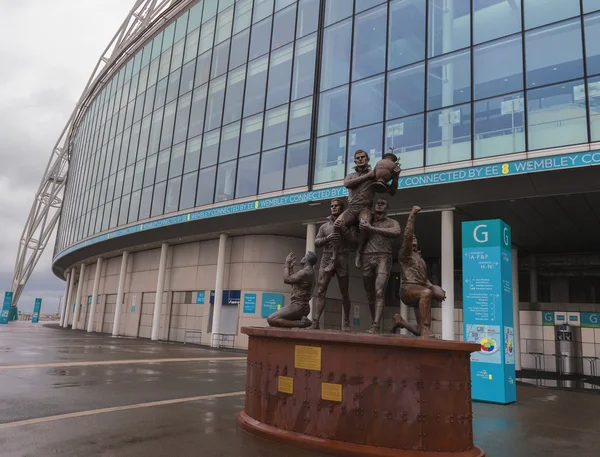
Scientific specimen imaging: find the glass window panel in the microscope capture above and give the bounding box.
[240,114,264,156]
[352,5,387,81]
[205,75,226,131]
[118,193,130,226]
[473,0,521,44]
[289,97,312,143]
[199,18,216,54]
[106,174,116,202]
[184,28,200,63]
[180,60,196,95]
[137,65,150,96]
[588,76,600,140]
[235,154,260,197]
[137,115,152,159]
[216,6,234,43]
[109,198,120,229]
[158,48,173,81]
[249,17,273,60]
[141,41,153,68]
[272,4,296,50]
[474,93,525,158]
[321,19,352,91]
[292,34,316,100]
[385,114,425,169]
[427,49,471,110]
[325,0,352,26]
[350,75,384,128]
[234,0,253,33]
[356,0,385,12]
[223,65,247,124]
[388,0,426,70]
[215,160,237,202]
[185,135,202,173]
[139,186,153,220]
[203,0,218,21]
[426,103,471,165]
[211,40,231,78]
[315,132,347,184]
[220,0,235,12]
[133,93,145,123]
[527,79,588,150]
[585,13,600,76]
[285,141,309,188]
[189,1,203,30]
[318,85,348,136]
[195,51,212,87]
[254,0,274,23]
[97,204,107,232]
[123,165,135,195]
[155,148,171,183]
[173,93,192,145]
[387,64,425,120]
[524,0,580,30]
[166,68,181,103]
[188,84,208,138]
[175,12,189,41]
[170,39,185,71]
[230,29,250,69]
[220,122,241,162]
[585,0,600,13]
[259,147,285,193]
[169,143,185,178]
[128,189,141,222]
[180,172,198,210]
[148,107,164,156]
[474,35,523,100]
[297,0,319,38]
[196,166,217,205]
[133,159,145,191]
[201,129,221,167]
[144,154,158,187]
[267,44,293,108]
[263,105,289,149]
[148,57,160,88]
[347,123,382,173]
[143,84,156,117]
[525,19,584,88]
[244,56,269,116]
[159,100,177,150]
[154,77,168,109]
[151,181,167,216]
[163,23,176,50]
[165,177,182,213]
[276,0,295,10]
[428,0,470,57]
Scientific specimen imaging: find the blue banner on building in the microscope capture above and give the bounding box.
[1,292,12,324]
[209,290,241,306]
[32,298,42,323]
[261,293,283,317]
[196,291,205,304]
[462,220,516,404]
[243,293,257,314]
[581,312,600,328]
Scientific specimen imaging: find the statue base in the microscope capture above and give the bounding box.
[238,327,484,457]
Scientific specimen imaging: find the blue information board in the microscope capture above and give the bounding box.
[243,293,257,314]
[1,292,12,324]
[581,312,600,328]
[542,311,555,326]
[32,298,42,323]
[196,291,205,304]
[462,220,516,404]
[261,293,284,317]
[209,290,241,305]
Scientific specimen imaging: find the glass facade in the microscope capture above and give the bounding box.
[57,0,600,252]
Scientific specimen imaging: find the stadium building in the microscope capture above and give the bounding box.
[14,0,600,374]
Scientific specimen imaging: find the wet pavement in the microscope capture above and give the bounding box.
[1,322,599,457]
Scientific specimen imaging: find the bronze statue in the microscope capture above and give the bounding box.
[310,198,357,331]
[267,251,317,328]
[328,149,400,272]
[392,206,446,338]
[361,198,401,333]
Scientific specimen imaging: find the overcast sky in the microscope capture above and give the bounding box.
[0,0,135,313]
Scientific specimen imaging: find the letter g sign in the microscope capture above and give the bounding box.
[473,224,488,243]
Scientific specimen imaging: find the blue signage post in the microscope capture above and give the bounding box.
[243,293,257,314]
[462,220,516,404]
[32,298,42,323]
[1,292,13,324]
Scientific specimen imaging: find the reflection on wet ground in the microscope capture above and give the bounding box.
[1,322,600,456]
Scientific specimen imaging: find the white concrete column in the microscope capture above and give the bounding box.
[72,263,86,330]
[305,223,316,320]
[87,258,103,332]
[151,244,169,341]
[211,234,228,347]
[112,251,129,337]
[529,254,538,304]
[63,270,76,328]
[441,210,455,340]
[512,248,521,371]
[60,271,71,327]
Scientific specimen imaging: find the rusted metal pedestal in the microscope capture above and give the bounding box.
[238,327,484,457]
